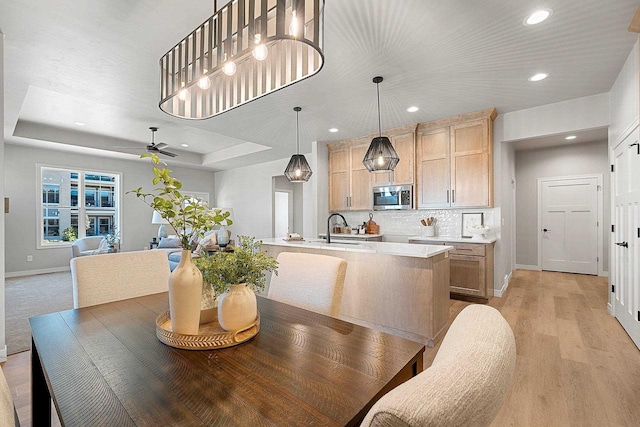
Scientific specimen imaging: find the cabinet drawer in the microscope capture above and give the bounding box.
[449,243,485,256]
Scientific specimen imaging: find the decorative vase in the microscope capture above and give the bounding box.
[217,225,229,248]
[168,250,203,335]
[218,284,257,331]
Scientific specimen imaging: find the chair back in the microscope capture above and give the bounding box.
[361,304,516,427]
[0,365,16,427]
[71,250,171,308]
[71,236,105,258]
[267,252,347,317]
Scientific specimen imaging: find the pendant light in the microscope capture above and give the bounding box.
[363,76,400,172]
[284,107,313,182]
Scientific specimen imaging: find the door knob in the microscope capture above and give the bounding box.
[543,228,550,232]
[615,241,629,248]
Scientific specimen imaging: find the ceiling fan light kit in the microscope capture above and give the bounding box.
[284,107,312,183]
[363,76,400,173]
[159,0,325,120]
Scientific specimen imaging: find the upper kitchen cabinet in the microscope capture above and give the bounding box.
[416,108,497,209]
[371,125,416,186]
[328,139,372,211]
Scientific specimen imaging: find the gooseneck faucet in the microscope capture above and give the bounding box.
[327,213,348,244]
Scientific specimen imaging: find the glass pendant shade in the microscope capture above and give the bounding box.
[285,107,312,183]
[363,136,400,172]
[363,76,399,172]
[159,0,325,120]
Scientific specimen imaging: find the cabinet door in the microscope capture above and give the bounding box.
[329,148,350,211]
[392,131,415,185]
[416,127,450,208]
[449,254,486,297]
[450,119,491,207]
[350,144,372,210]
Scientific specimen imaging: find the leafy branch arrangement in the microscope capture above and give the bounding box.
[128,153,232,250]
[194,236,278,298]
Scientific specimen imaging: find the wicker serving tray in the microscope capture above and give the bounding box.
[156,310,260,350]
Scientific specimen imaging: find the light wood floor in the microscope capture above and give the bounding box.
[3,270,639,426]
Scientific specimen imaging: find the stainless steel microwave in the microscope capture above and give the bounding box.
[372,185,413,210]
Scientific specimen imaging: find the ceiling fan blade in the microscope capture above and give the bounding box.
[156,149,178,157]
[113,146,144,149]
[154,142,168,150]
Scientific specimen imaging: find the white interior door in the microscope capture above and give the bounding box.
[540,176,598,275]
[612,130,640,349]
[274,191,291,238]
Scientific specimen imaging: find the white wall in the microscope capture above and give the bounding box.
[3,144,216,274]
[1,30,7,360]
[609,38,639,148]
[215,147,318,241]
[503,93,609,142]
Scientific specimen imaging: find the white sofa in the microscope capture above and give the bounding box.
[361,304,516,427]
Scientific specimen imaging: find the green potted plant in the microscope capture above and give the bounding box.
[61,227,77,242]
[128,153,232,335]
[104,227,120,252]
[194,236,278,331]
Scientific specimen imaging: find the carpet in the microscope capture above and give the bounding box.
[5,271,74,355]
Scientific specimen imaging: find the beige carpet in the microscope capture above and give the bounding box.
[5,272,73,355]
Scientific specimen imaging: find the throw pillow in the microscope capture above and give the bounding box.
[92,238,110,255]
[157,237,181,249]
[200,232,218,250]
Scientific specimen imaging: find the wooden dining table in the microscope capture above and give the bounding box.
[30,293,425,426]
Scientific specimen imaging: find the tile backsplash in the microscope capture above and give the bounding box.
[337,208,499,241]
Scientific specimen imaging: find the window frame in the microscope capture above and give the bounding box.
[37,164,122,249]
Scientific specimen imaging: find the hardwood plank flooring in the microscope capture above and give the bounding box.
[2,270,639,426]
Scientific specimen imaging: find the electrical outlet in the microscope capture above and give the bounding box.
[27,255,33,262]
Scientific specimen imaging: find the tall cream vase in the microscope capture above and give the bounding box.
[169,250,203,335]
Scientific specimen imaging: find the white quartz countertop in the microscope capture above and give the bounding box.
[317,233,383,238]
[407,235,497,244]
[260,238,453,259]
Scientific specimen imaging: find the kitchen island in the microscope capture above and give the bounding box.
[260,238,453,346]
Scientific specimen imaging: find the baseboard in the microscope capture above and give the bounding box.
[607,302,613,315]
[515,264,539,271]
[5,266,70,278]
[495,271,512,297]
[0,345,7,362]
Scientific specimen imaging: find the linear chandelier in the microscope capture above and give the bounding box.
[159,0,325,120]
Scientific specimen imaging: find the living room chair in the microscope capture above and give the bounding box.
[71,250,171,308]
[71,236,107,258]
[361,304,516,427]
[267,252,347,318]
[0,364,17,427]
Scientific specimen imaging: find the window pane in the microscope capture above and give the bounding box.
[85,188,97,207]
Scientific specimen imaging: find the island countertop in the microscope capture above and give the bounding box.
[260,238,453,259]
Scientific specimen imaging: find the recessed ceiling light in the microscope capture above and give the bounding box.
[180,143,189,147]
[524,9,552,26]
[528,73,548,82]
[329,128,339,133]
[74,122,86,126]
[406,106,419,113]
[565,135,577,140]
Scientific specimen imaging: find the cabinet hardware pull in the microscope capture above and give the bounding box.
[543,228,550,232]
[452,189,455,203]
[446,190,449,203]
[630,142,640,155]
[615,241,628,248]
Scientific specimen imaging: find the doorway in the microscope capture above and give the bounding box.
[272,176,303,238]
[538,175,602,275]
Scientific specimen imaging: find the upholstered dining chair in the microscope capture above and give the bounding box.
[361,304,516,427]
[267,252,347,318]
[71,250,171,308]
[0,364,17,427]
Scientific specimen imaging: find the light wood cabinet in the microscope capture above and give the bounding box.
[449,242,494,300]
[328,142,371,211]
[416,108,496,209]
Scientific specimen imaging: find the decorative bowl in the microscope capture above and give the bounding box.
[467,227,490,240]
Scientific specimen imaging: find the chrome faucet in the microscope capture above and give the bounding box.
[327,213,348,244]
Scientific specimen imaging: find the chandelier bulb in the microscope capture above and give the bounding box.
[222,53,237,76]
[178,88,188,101]
[295,169,301,177]
[377,155,384,166]
[197,76,211,90]
[289,11,300,37]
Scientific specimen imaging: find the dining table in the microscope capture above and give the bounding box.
[30,293,425,426]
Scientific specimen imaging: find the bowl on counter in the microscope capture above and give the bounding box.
[467,227,490,240]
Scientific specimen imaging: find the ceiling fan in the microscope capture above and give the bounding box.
[116,127,178,157]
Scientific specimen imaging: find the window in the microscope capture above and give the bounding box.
[38,167,121,247]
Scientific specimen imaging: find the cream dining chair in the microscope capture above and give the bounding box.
[71,250,171,308]
[0,364,16,427]
[267,252,347,318]
[361,304,516,427]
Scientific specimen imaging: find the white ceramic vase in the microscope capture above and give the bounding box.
[168,250,203,335]
[218,284,257,331]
